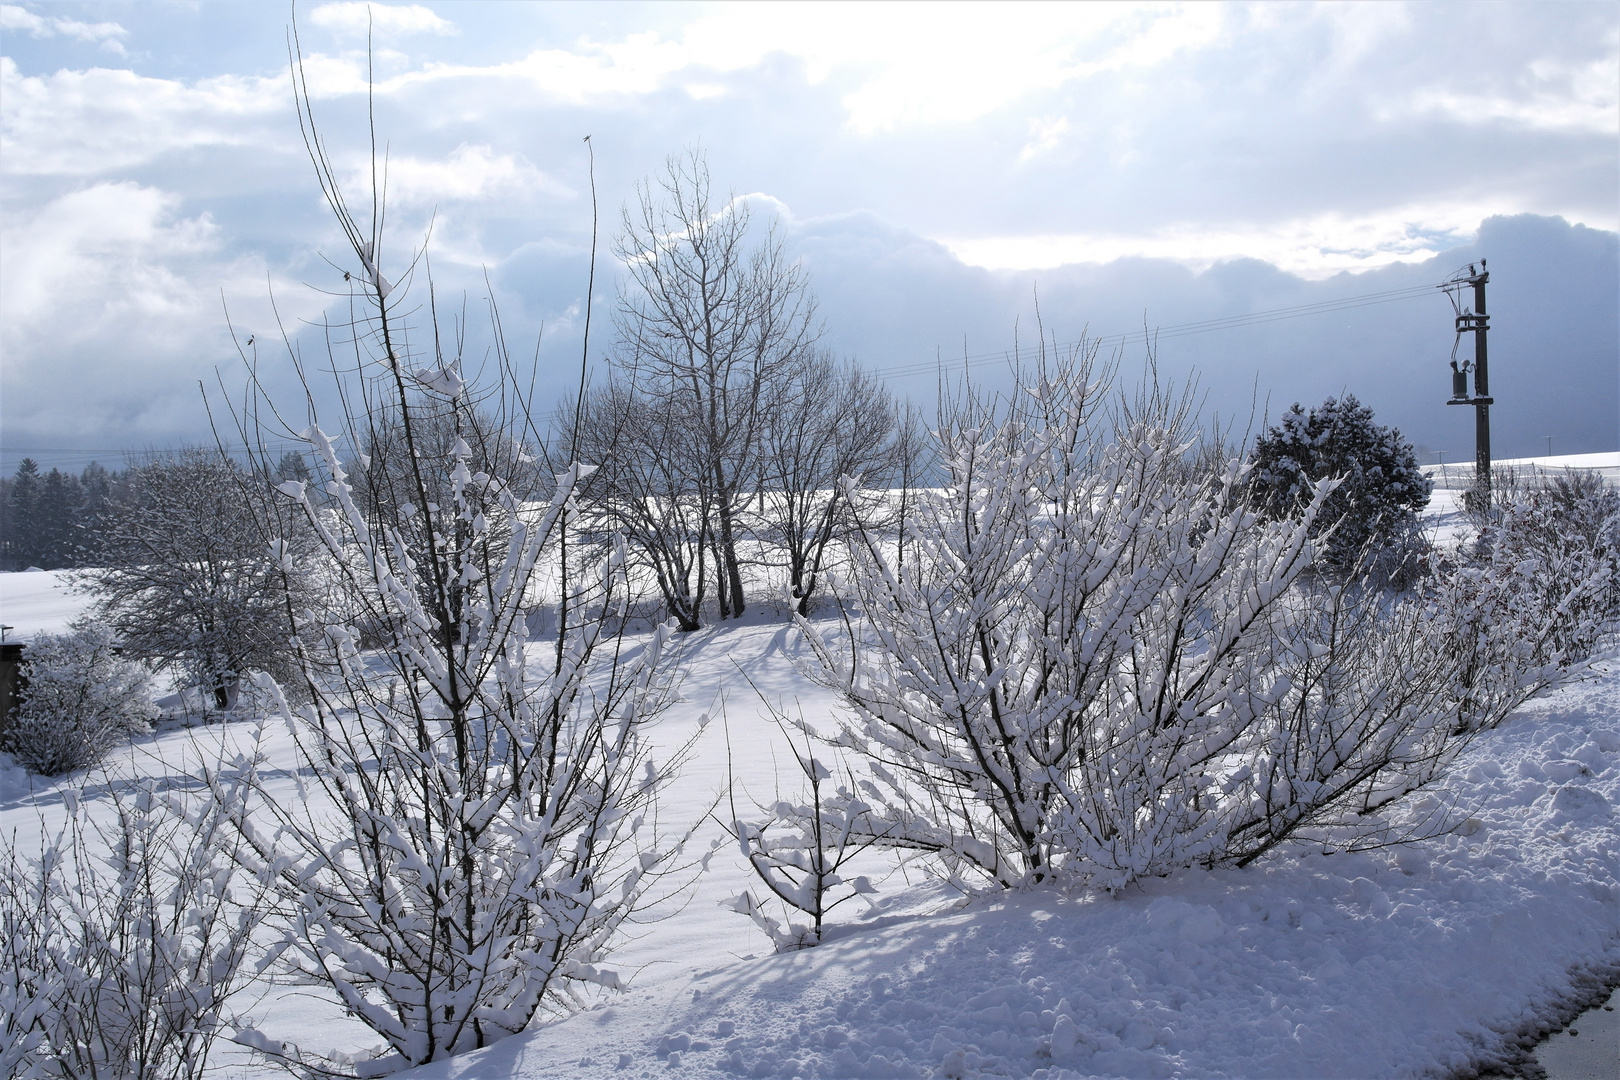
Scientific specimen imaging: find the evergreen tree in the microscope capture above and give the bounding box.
[5,459,42,569]
[1247,395,1432,574]
[0,475,13,569]
[76,462,118,564]
[273,451,311,484]
[34,468,85,569]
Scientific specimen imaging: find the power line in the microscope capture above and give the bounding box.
[1,441,314,472]
[2,442,313,455]
[0,447,135,454]
[866,281,1442,381]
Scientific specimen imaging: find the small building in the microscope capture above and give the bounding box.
[0,640,23,745]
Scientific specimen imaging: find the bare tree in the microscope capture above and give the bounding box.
[888,399,933,570]
[346,395,547,642]
[351,396,546,534]
[758,351,899,616]
[81,448,319,712]
[569,376,715,631]
[613,147,820,621]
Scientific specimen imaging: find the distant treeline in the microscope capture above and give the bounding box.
[0,451,312,572]
[0,459,126,571]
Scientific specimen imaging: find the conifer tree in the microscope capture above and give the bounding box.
[34,468,85,569]
[5,459,42,569]
[1247,394,1431,574]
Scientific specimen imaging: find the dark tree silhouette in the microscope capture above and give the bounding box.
[1247,395,1432,574]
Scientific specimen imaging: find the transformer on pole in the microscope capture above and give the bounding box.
[1442,261,1492,502]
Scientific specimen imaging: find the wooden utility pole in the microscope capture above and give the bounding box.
[1443,261,1492,501]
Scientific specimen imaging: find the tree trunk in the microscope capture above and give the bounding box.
[714,488,746,619]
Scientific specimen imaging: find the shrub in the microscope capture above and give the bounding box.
[1247,394,1431,575]
[216,50,688,1071]
[239,426,683,1070]
[1461,468,1620,668]
[4,625,156,776]
[797,356,1599,894]
[800,355,1329,890]
[0,782,266,1080]
[724,717,881,951]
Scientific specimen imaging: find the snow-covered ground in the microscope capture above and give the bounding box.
[11,621,1610,1079]
[0,567,84,641]
[407,644,1620,1080]
[1421,452,1619,549]
[2,455,1617,1079]
[1424,452,1620,491]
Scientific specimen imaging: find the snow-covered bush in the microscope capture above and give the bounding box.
[798,353,1603,894]
[798,354,1326,889]
[236,424,682,1071]
[4,625,156,776]
[235,425,684,1072]
[1214,566,1577,866]
[217,60,687,1073]
[1247,395,1431,576]
[0,781,266,1080]
[725,722,880,951]
[1450,468,1619,677]
[0,842,53,1079]
[1229,480,1618,862]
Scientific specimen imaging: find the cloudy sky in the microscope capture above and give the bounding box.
[2,0,1616,472]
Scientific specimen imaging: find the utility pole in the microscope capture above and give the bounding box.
[1442,261,1492,503]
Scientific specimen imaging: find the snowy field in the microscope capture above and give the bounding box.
[0,568,85,641]
[1423,452,1620,491]
[2,459,1617,1080]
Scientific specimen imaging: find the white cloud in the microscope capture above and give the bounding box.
[0,58,290,176]
[0,183,316,444]
[0,3,128,54]
[365,143,573,206]
[1401,54,1620,135]
[349,2,1222,131]
[1019,116,1071,163]
[309,2,454,39]
[681,2,1226,135]
[0,182,218,329]
[939,203,1533,280]
[0,1,1609,459]
[1313,1,1413,73]
[418,31,702,106]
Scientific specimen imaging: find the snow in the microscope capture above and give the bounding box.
[1424,451,1620,491]
[3,463,1617,1079]
[0,751,36,804]
[13,617,1612,1078]
[1423,488,1473,548]
[399,651,1620,1080]
[0,568,86,640]
[1421,451,1620,547]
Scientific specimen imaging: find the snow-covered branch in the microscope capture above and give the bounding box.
[798,352,1614,893]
